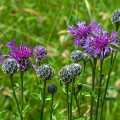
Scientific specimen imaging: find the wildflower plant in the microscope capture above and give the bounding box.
[47,84,57,120]
[37,64,54,120]
[68,14,119,119]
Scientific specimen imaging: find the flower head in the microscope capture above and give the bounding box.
[69,63,82,77]
[83,31,119,59]
[7,39,33,62]
[1,39,33,71]
[68,20,102,47]
[47,84,57,94]
[37,64,54,80]
[2,58,19,74]
[111,8,120,24]
[70,50,83,62]
[82,53,90,62]
[59,65,73,83]
[33,45,47,66]
[33,45,47,60]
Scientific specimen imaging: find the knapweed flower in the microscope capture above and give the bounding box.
[111,8,120,24]
[83,31,119,59]
[69,63,82,77]
[2,58,19,74]
[70,50,83,62]
[37,64,54,80]
[47,84,57,94]
[68,20,102,47]
[33,45,47,64]
[82,53,90,62]
[1,39,33,71]
[59,65,73,83]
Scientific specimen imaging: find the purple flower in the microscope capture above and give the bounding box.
[83,31,119,59]
[0,39,33,70]
[67,20,102,47]
[33,45,47,59]
[33,45,47,67]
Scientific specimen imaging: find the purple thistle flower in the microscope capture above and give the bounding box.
[0,39,33,71]
[83,30,119,59]
[33,45,47,68]
[67,20,102,47]
[33,45,47,60]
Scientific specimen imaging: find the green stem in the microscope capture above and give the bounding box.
[74,94,80,117]
[70,77,75,120]
[40,80,46,120]
[66,83,70,120]
[95,59,103,120]
[10,74,23,120]
[50,94,54,120]
[79,61,86,114]
[20,71,24,112]
[90,58,97,120]
[100,53,117,120]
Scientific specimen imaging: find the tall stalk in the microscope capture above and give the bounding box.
[95,59,103,120]
[100,24,119,120]
[90,58,97,120]
[70,77,75,120]
[40,80,46,120]
[79,61,86,116]
[10,74,23,120]
[20,71,24,112]
[50,94,54,120]
[100,54,114,120]
[66,83,70,120]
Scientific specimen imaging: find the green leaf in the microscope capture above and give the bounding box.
[14,83,19,90]
[45,97,51,101]
[26,93,41,100]
[22,105,31,114]
[83,84,92,89]
[106,88,114,96]
[53,102,59,110]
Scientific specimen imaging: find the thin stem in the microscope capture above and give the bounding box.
[70,77,75,120]
[10,74,23,120]
[90,58,97,120]
[74,94,80,117]
[116,23,119,31]
[50,94,54,120]
[79,61,86,115]
[40,80,46,120]
[95,59,103,120]
[100,54,116,120]
[66,83,70,120]
[20,71,24,112]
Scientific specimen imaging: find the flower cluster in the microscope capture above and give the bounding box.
[70,50,90,62]
[59,63,82,83]
[0,39,47,71]
[68,20,119,59]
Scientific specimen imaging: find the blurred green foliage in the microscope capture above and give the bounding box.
[0,0,120,120]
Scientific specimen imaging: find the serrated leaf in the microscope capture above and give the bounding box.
[53,102,59,110]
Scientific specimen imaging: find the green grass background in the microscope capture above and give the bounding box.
[0,0,120,120]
